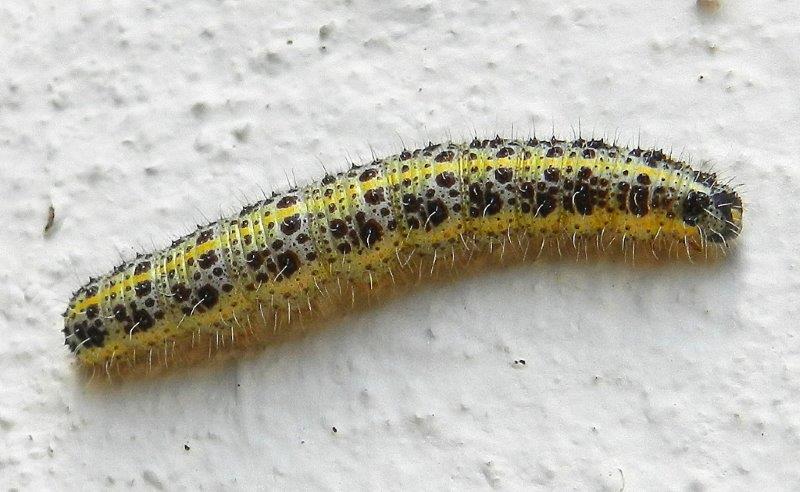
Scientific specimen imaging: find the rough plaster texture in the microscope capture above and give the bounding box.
[1,0,799,489]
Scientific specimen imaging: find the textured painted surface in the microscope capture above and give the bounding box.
[1,0,799,489]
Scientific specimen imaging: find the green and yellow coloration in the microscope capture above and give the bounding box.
[63,136,743,377]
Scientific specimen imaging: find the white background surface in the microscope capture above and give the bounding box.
[1,0,799,489]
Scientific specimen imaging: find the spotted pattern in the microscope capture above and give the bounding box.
[63,136,743,369]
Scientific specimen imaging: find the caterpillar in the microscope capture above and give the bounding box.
[62,135,743,378]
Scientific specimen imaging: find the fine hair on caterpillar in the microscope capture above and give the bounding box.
[62,133,744,383]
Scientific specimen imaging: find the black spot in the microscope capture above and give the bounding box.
[281,215,302,235]
[85,305,98,319]
[582,148,596,159]
[544,167,560,182]
[82,324,107,348]
[359,219,384,247]
[535,193,556,217]
[222,284,234,293]
[484,192,502,215]
[682,191,710,226]
[426,199,449,227]
[272,239,284,250]
[337,242,352,254]
[246,250,265,270]
[399,150,412,160]
[196,229,215,245]
[495,167,513,184]
[134,261,151,275]
[402,194,423,213]
[546,146,564,158]
[197,251,218,269]
[213,267,224,277]
[577,167,592,180]
[329,219,348,238]
[276,195,298,208]
[132,309,155,331]
[496,147,514,158]
[436,172,456,188]
[573,183,593,215]
[629,185,650,216]
[113,305,127,322]
[434,150,455,162]
[519,182,535,199]
[364,188,385,205]
[468,183,482,204]
[636,173,652,185]
[134,280,152,297]
[322,174,336,185]
[276,251,300,278]
[171,284,192,303]
[197,284,219,310]
[359,168,378,182]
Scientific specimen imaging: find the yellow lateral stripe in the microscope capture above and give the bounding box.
[69,156,699,314]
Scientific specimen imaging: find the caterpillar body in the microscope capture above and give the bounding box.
[62,135,743,377]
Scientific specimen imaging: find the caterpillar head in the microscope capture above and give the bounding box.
[681,187,743,243]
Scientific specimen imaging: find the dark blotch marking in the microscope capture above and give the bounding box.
[535,193,556,217]
[496,147,514,158]
[359,219,384,247]
[495,167,513,184]
[364,188,385,205]
[629,185,650,216]
[426,199,448,227]
[402,194,423,213]
[281,215,302,235]
[546,146,564,158]
[196,229,215,245]
[246,250,265,270]
[134,280,152,297]
[276,251,300,278]
[682,191,711,226]
[134,261,151,275]
[436,172,456,188]
[171,284,192,303]
[544,167,560,182]
[329,219,348,238]
[359,169,378,182]
[573,183,593,215]
[434,150,455,162]
[132,309,155,331]
[276,195,297,209]
[85,305,98,319]
[197,250,218,269]
[197,284,219,310]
